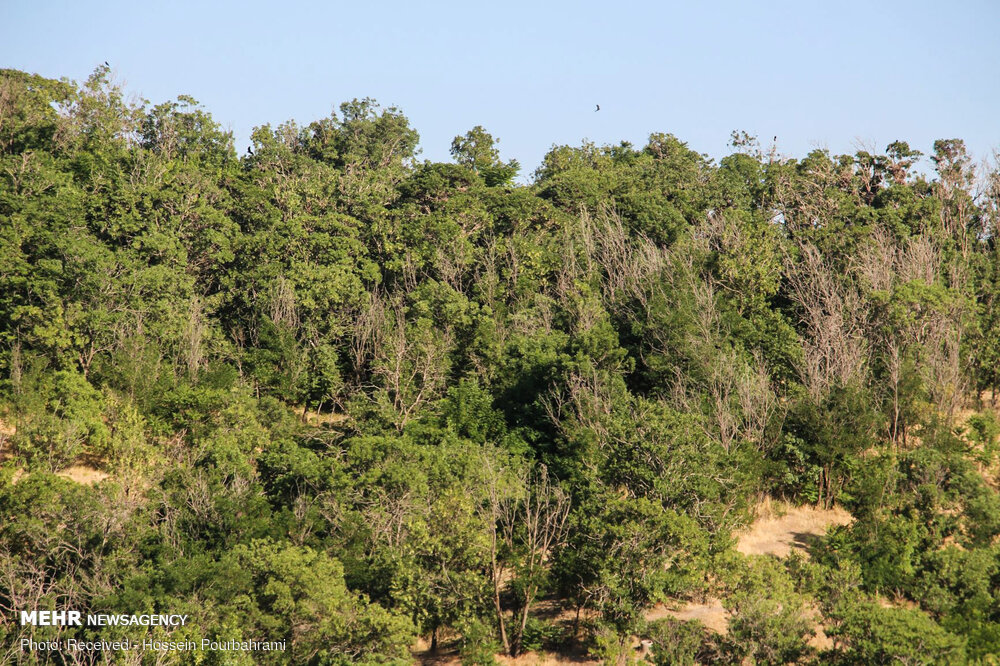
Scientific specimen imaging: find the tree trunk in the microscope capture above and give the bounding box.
[512,592,535,657]
[493,577,509,655]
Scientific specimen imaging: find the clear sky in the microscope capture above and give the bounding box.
[2,0,998,177]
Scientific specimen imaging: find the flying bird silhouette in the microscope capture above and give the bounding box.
[595,104,600,112]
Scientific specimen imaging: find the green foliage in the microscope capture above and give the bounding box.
[826,597,966,665]
[535,134,710,246]
[519,616,561,653]
[557,494,712,639]
[966,410,1000,466]
[783,382,881,507]
[647,618,721,666]
[458,617,500,666]
[218,540,415,664]
[722,557,816,664]
[8,368,108,470]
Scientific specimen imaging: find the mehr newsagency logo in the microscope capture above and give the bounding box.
[20,611,188,627]
[16,611,287,654]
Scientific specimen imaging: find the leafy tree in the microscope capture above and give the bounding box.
[826,597,966,665]
[451,125,520,186]
[218,540,415,665]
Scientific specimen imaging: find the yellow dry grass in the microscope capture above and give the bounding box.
[646,597,835,650]
[417,655,599,666]
[804,604,834,650]
[0,418,14,464]
[56,464,110,485]
[646,598,729,634]
[495,654,599,665]
[301,409,349,426]
[736,502,853,558]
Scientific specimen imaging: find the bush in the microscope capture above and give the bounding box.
[646,618,721,666]
[520,615,561,653]
[966,411,1000,466]
[826,596,966,665]
[458,618,499,666]
[723,557,815,665]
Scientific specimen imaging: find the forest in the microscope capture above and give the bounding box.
[2,66,1000,665]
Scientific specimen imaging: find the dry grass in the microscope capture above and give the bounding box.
[803,604,834,650]
[736,502,852,558]
[302,410,349,426]
[646,596,835,649]
[416,655,599,666]
[494,654,599,665]
[646,598,729,634]
[877,595,919,611]
[56,464,110,485]
[750,494,788,520]
[412,638,598,666]
[0,418,14,464]
[7,464,110,486]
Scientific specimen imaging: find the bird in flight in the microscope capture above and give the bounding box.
[595,104,600,112]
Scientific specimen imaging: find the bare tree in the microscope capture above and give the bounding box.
[786,241,870,400]
[480,452,571,657]
[580,208,669,312]
[182,296,206,381]
[369,297,452,430]
[349,289,386,385]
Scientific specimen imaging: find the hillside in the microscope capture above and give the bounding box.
[2,67,1000,664]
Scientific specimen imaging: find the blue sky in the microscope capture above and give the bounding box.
[2,0,998,177]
